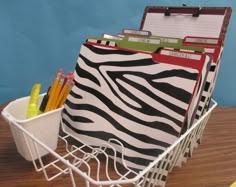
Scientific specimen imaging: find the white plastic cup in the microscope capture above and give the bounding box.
[1,94,63,161]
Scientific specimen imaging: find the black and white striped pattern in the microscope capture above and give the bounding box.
[195,48,223,121]
[86,38,116,47]
[180,46,223,165]
[61,43,202,170]
[84,40,211,134]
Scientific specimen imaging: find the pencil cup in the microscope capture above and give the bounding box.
[1,94,63,161]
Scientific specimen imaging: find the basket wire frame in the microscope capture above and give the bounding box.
[2,99,217,187]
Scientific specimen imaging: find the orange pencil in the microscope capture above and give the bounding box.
[56,74,74,108]
[61,71,73,91]
[51,74,66,110]
[58,80,75,108]
[45,69,63,112]
[64,72,73,84]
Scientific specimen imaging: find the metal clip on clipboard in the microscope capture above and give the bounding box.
[164,6,202,17]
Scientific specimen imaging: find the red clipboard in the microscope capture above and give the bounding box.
[140,6,232,42]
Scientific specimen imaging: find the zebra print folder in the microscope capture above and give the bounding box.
[61,42,210,171]
[86,37,211,133]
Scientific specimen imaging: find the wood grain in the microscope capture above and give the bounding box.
[0,102,236,187]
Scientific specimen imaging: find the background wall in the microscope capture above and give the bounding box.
[0,0,235,106]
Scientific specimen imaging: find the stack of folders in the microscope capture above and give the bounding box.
[61,28,223,183]
[26,69,75,119]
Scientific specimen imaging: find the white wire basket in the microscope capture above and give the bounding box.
[1,98,217,187]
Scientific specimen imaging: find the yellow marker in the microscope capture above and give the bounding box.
[27,83,41,118]
[230,181,236,187]
[45,69,63,112]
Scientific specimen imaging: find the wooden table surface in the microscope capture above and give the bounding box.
[0,102,236,187]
